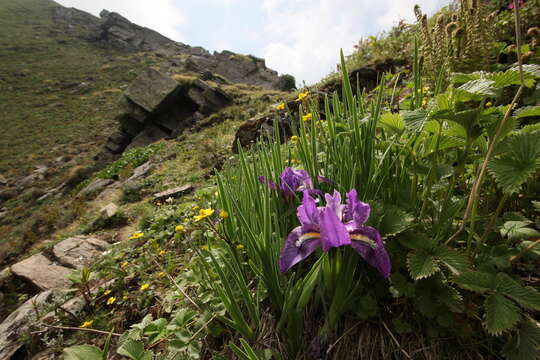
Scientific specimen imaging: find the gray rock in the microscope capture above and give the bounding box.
[0,290,56,359]
[99,11,173,51]
[125,125,169,151]
[37,182,67,202]
[52,236,109,269]
[11,254,72,290]
[118,95,148,123]
[78,178,114,196]
[153,184,193,202]
[186,79,232,115]
[125,160,154,183]
[124,67,180,113]
[0,188,18,202]
[100,203,118,219]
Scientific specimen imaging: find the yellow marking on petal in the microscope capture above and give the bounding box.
[296,232,320,247]
[350,234,370,242]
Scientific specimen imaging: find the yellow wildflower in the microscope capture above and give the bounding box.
[158,271,165,278]
[140,283,150,291]
[302,113,313,122]
[129,232,144,240]
[120,261,128,269]
[175,225,185,232]
[192,205,199,210]
[156,201,162,206]
[276,103,286,110]
[106,297,116,305]
[123,295,129,301]
[159,249,166,256]
[422,98,428,106]
[104,289,111,295]
[486,101,493,107]
[219,210,229,219]
[80,320,94,328]
[194,208,215,222]
[290,135,299,144]
[423,86,430,92]
[236,244,245,250]
[200,245,210,250]
[295,91,309,102]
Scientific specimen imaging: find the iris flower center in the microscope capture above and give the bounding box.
[296,232,320,247]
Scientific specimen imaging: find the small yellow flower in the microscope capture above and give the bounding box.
[275,103,286,110]
[140,283,150,291]
[200,245,210,250]
[104,289,111,295]
[158,271,165,278]
[423,86,430,92]
[129,232,144,240]
[120,261,128,269]
[422,98,428,106]
[295,91,309,102]
[486,101,493,107]
[159,249,166,256]
[122,295,129,301]
[192,205,199,210]
[219,210,229,219]
[214,191,219,197]
[106,297,116,305]
[80,320,94,328]
[236,244,245,250]
[302,113,313,122]
[194,208,215,222]
[175,225,185,232]
[290,135,299,144]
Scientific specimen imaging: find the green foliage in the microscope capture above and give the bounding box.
[276,74,296,91]
[63,345,104,360]
[96,144,163,180]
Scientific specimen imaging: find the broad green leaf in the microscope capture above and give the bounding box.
[484,293,521,335]
[502,319,540,360]
[459,79,497,96]
[500,221,540,241]
[379,112,404,135]
[435,246,470,275]
[512,64,540,78]
[496,273,540,311]
[378,205,414,237]
[117,339,153,360]
[407,251,439,280]
[63,345,103,360]
[453,271,497,293]
[515,106,540,119]
[402,109,428,132]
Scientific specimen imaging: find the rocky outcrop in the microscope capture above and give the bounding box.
[11,254,72,291]
[52,236,109,269]
[184,50,280,90]
[102,68,232,156]
[98,10,173,51]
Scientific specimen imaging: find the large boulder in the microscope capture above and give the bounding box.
[124,67,181,113]
[52,236,109,269]
[11,254,72,290]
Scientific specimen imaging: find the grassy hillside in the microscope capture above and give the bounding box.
[0,0,152,178]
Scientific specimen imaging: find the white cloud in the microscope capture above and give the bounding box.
[261,0,451,84]
[54,0,186,42]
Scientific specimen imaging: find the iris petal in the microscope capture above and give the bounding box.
[279,227,321,272]
[297,190,320,229]
[345,189,370,225]
[350,226,391,278]
[319,207,351,251]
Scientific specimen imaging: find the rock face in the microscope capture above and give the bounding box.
[0,290,56,359]
[52,236,109,269]
[153,184,194,202]
[99,10,173,51]
[11,254,72,290]
[103,68,232,156]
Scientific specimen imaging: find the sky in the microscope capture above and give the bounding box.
[55,0,452,84]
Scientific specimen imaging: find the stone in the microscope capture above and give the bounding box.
[18,172,43,189]
[0,290,56,359]
[37,182,67,202]
[11,254,72,290]
[118,95,148,123]
[0,174,8,186]
[125,126,169,151]
[153,184,193,202]
[186,79,232,115]
[78,178,114,196]
[100,203,118,219]
[124,67,181,113]
[125,160,154,182]
[52,236,109,269]
[0,188,18,202]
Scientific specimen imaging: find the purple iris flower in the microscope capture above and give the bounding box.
[259,167,322,201]
[279,189,391,278]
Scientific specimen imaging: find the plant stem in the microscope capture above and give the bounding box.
[446,0,525,245]
[510,238,540,263]
[31,324,123,337]
[478,193,509,249]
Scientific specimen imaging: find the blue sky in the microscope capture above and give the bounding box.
[56,0,452,84]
